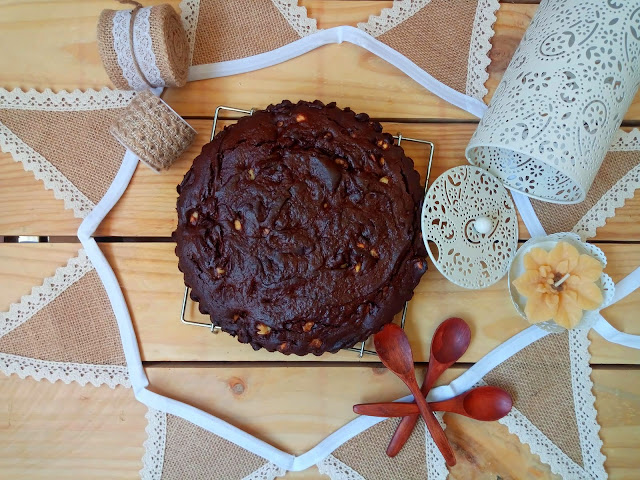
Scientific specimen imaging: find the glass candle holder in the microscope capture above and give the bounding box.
[508,232,614,332]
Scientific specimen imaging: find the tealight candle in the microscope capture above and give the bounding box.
[508,234,613,330]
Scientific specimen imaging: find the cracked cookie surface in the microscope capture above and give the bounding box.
[174,100,426,356]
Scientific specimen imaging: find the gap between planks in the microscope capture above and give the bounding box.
[142,361,640,370]
[143,360,473,369]
[181,114,640,128]
[4,238,640,246]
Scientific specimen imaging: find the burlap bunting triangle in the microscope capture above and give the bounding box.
[483,330,606,479]
[187,0,302,66]
[141,408,286,480]
[370,0,479,96]
[316,418,435,480]
[530,130,640,239]
[0,89,134,217]
[0,249,129,388]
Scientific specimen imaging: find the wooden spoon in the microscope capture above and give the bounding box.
[353,386,513,421]
[374,324,457,467]
[387,317,471,457]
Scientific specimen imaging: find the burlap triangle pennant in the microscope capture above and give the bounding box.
[316,417,445,480]
[529,129,640,239]
[482,329,606,479]
[140,408,286,480]
[182,0,313,66]
[0,249,129,388]
[358,0,498,100]
[0,89,135,217]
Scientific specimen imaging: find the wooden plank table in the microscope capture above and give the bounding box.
[1,1,639,478]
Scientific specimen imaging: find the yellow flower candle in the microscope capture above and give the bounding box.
[512,241,603,329]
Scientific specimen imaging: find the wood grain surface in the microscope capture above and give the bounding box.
[1,0,639,479]
[0,366,638,479]
[0,375,146,480]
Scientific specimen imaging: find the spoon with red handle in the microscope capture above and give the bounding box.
[374,323,457,467]
[386,317,471,458]
[353,386,513,421]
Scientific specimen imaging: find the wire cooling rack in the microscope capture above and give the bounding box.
[179,105,434,357]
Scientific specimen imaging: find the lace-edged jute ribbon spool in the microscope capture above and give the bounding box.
[466,0,640,204]
[110,91,196,172]
[97,1,189,90]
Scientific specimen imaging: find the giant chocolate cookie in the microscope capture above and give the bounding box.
[174,100,426,355]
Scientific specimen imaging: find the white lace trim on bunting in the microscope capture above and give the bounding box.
[242,462,287,480]
[425,411,448,480]
[0,88,137,218]
[569,329,608,479]
[270,0,318,37]
[0,352,130,388]
[466,0,499,101]
[0,249,93,338]
[357,0,431,37]
[179,0,201,65]
[496,330,606,480]
[0,120,94,217]
[574,163,640,240]
[573,129,640,239]
[609,128,640,152]
[140,408,167,480]
[0,87,135,111]
[316,455,365,480]
[499,407,589,479]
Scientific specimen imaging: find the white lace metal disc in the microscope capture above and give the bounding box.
[421,165,518,289]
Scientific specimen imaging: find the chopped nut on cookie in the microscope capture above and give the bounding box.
[257,324,271,335]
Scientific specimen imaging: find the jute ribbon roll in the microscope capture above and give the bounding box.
[97,1,189,90]
[110,91,196,172]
